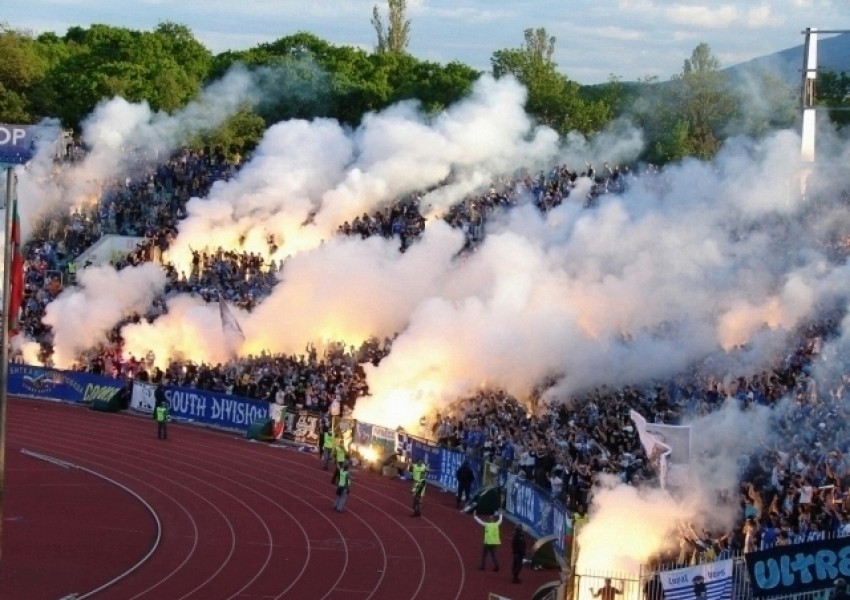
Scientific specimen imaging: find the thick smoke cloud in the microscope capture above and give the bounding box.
[42,263,166,366]
[12,65,259,239]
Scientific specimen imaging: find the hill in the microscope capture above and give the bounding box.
[725,31,850,86]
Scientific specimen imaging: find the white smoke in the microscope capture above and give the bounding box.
[43,263,166,367]
[13,65,259,235]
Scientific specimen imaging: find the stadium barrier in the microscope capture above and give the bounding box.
[10,365,574,567]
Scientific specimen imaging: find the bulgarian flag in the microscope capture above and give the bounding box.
[8,196,23,334]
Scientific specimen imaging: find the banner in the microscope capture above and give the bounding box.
[504,475,571,557]
[355,421,374,448]
[659,559,733,600]
[268,403,286,439]
[131,382,271,431]
[744,536,850,597]
[630,409,673,488]
[645,421,692,486]
[9,364,124,405]
[0,123,61,165]
[645,422,692,463]
[279,408,321,447]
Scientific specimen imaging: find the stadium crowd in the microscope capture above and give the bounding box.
[14,143,850,570]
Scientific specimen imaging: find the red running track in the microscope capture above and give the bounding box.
[0,398,556,599]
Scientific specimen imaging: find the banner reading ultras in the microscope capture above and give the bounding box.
[745,536,850,597]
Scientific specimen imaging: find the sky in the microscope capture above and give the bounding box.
[5,0,849,85]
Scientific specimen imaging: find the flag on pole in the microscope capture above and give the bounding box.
[218,292,245,341]
[8,195,23,335]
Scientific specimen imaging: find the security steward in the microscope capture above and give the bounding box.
[155,401,170,440]
[411,458,427,486]
[321,428,335,470]
[412,478,426,517]
[334,438,347,469]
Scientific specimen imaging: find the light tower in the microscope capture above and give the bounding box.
[800,27,818,165]
[799,27,850,195]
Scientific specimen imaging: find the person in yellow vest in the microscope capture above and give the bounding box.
[411,458,427,485]
[321,429,335,471]
[66,260,77,283]
[334,438,347,469]
[412,478,426,517]
[473,510,502,571]
[154,401,169,440]
[333,460,352,513]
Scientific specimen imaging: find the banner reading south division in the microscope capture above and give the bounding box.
[130,381,271,432]
[659,559,733,600]
[744,535,850,597]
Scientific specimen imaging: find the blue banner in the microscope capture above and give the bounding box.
[161,385,271,431]
[406,438,481,494]
[9,364,125,404]
[505,476,571,556]
[0,124,53,164]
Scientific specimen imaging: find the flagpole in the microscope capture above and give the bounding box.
[0,165,14,561]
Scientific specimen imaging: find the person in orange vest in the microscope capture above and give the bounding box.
[473,510,502,571]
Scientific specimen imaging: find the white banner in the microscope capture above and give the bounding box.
[659,558,733,600]
[269,403,285,439]
[630,410,673,488]
[131,381,156,414]
[645,422,692,463]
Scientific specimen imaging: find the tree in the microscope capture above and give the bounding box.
[192,107,266,157]
[668,43,735,159]
[630,43,735,162]
[36,23,211,127]
[491,28,611,136]
[371,0,411,55]
[818,69,850,127]
[0,24,51,122]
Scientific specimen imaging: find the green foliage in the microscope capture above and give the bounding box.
[627,44,741,163]
[371,0,411,55]
[490,28,612,136]
[818,69,850,127]
[192,107,267,157]
[0,18,810,164]
[34,23,211,126]
[0,23,53,123]
[210,31,478,127]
